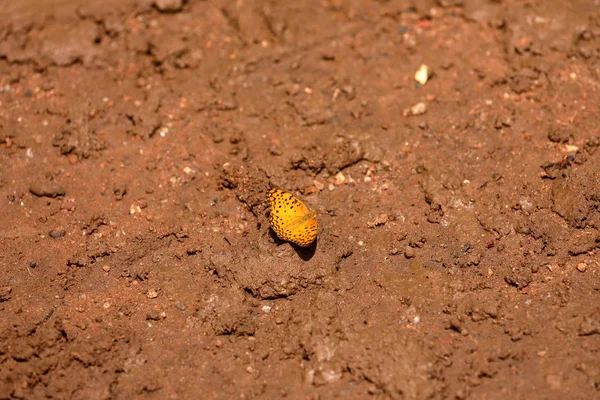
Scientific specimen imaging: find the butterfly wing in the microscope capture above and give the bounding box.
[267,188,318,246]
[290,214,318,247]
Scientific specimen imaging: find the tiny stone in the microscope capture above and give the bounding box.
[154,0,183,12]
[410,102,427,116]
[102,265,111,272]
[414,64,432,85]
[175,303,187,311]
[49,229,66,239]
[576,263,587,272]
[29,181,66,198]
[186,248,201,256]
[341,85,356,100]
[548,126,571,143]
[367,213,389,228]
[334,172,346,185]
[404,247,416,259]
[313,180,325,191]
[146,311,161,321]
[531,264,539,273]
[147,289,159,299]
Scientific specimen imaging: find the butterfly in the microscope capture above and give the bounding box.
[267,188,318,247]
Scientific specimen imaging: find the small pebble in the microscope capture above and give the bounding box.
[102,265,111,272]
[341,85,356,100]
[146,311,161,321]
[410,102,427,116]
[576,263,587,272]
[414,64,432,85]
[130,204,142,215]
[404,247,416,259]
[334,172,346,185]
[147,289,159,299]
[49,229,66,239]
[175,303,187,311]
[368,214,389,228]
[262,305,272,313]
[548,126,571,143]
[313,180,325,191]
[154,0,183,11]
[29,181,66,198]
[531,264,539,273]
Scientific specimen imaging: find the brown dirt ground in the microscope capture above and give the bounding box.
[1,0,600,399]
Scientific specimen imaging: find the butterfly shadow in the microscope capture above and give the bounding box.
[268,228,317,261]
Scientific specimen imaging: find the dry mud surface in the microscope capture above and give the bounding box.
[1,0,600,399]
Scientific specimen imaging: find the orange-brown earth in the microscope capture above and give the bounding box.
[1,0,599,399]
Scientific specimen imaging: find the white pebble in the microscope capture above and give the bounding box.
[414,64,432,85]
[410,102,427,116]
